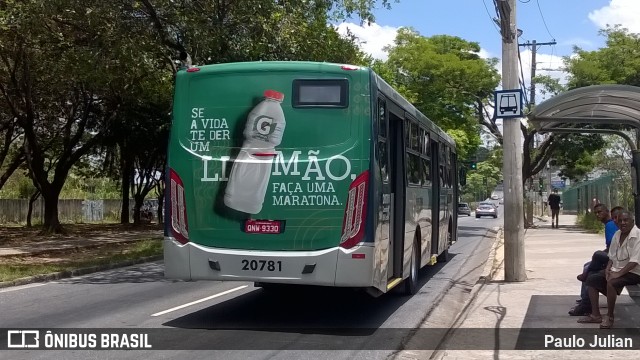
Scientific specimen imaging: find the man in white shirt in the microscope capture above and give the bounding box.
[578,210,640,329]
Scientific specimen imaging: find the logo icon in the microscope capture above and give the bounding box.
[255,116,274,135]
[7,330,40,348]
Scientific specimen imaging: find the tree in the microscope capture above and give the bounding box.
[529,26,640,186]
[551,135,606,182]
[0,1,154,233]
[371,29,501,159]
[566,26,640,88]
[593,134,634,210]
[0,110,24,190]
[461,147,502,202]
[136,0,382,73]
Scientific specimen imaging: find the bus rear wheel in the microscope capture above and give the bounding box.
[403,238,420,295]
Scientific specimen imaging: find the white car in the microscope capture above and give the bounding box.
[476,202,498,218]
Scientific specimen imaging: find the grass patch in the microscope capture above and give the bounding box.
[0,239,162,283]
[576,212,604,234]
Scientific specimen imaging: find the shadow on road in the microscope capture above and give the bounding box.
[162,256,456,335]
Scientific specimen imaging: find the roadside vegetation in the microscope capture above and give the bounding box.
[576,212,604,234]
[0,239,162,283]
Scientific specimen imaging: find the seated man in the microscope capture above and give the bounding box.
[578,210,640,328]
[568,205,621,316]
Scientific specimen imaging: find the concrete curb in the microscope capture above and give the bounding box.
[451,226,504,321]
[427,227,504,360]
[393,227,504,360]
[0,255,163,289]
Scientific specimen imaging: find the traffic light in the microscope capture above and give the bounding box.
[538,177,544,191]
[470,162,477,170]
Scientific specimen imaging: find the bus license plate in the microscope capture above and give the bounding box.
[244,220,283,234]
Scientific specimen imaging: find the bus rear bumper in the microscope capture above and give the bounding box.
[163,237,375,287]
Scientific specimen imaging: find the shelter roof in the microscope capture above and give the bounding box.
[529,85,640,130]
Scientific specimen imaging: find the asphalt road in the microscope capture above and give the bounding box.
[1,206,502,360]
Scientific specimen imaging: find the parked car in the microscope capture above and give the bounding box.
[458,202,471,216]
[476,202,498,218]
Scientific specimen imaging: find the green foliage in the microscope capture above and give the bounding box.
[17,177,37,199]
[566,26,640,88]
[461,147,502,201]
[328,0,398,23]
[577,212,604,234]
[0,172,120,199]
[484,147,504,171]
[1,0,392,228]
[372,28,501,159]
[593,134,634,210]
[551,134,607,182]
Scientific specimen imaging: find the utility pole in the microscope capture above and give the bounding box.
[498,0,526,282]
[518,39,556,147]
[528,39,537,108]
[518,39,556,222]
[518,39,556,109]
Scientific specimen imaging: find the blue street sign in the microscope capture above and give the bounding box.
[494,89,524,119]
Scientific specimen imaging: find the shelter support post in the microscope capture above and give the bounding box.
[633,150,640,222]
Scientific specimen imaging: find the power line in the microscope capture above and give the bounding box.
[482,0,501,34]
[535,0,555,41]
[517,45,531,109]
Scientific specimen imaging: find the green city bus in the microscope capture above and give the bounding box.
[164,61,460,296]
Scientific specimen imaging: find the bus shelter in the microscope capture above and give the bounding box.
[528,84,640,221]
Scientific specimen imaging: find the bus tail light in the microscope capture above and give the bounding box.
[340,170,369,249]
[169,168,190,244]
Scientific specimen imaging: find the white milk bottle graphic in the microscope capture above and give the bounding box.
[224,90,286,214]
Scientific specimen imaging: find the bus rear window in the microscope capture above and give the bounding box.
[292,79,348,108]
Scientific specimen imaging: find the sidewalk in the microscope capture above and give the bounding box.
[435,214,640,358]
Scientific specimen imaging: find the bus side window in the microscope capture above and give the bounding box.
[421,129,431,188]
[377,99,388,183]
[407,153,421,186]
[439,143,446,187]
[421,158,431,187]
[447,148,453,188]
[378,99,387,138]
[410,123,419,151]
[424,132,431,157]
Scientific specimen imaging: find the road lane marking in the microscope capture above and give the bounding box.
[0,283,48,293]
[151,285,248,317]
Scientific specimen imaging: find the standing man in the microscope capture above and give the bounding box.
[548,189,561,228]
[578,210,640,329]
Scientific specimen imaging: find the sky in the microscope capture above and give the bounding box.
[336,0,640,144]
[336,0,640,97]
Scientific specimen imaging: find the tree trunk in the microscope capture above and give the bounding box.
[157,188,164,225]
[133,194,144,225]
[26,190,41,227]
[41,188,64,234]
[120,161,132,224]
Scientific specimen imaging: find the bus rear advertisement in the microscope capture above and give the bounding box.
[164,61,460,296]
